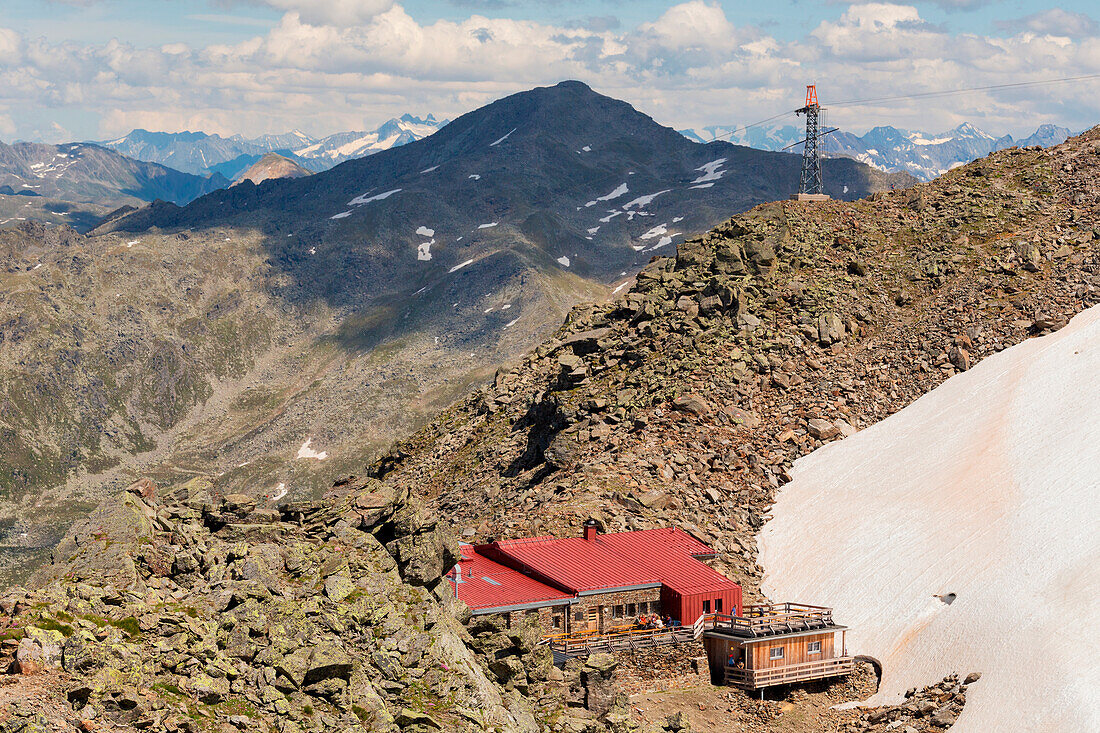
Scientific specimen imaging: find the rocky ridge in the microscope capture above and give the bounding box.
[366,128,1100,609]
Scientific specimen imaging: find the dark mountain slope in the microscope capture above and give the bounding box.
[104,81,909,309]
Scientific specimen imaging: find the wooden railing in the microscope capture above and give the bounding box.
[725,656,854,689]
[709,603,836,638]
[542,617,704,657]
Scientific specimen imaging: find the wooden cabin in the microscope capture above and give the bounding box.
[702,602,854,690]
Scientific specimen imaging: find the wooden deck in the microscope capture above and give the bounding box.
[724,656,855,689]
[543,614,709,658]
[709,603,840,638]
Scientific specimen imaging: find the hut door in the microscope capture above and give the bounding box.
[587,607,600,632]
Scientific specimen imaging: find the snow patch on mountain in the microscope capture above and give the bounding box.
[759,303,1100,732]
[692,158,727,184]
[587,182,629,207]
[489,128,517,147]
[349,188,401,205]
[623,190,670,209]
[295,438,328,461]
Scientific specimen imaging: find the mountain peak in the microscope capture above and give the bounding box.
[231,152,312,186]
[951,121,993,139]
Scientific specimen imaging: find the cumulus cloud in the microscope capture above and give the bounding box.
[996,9,1099,39]
[231,0,395,26]
[2,2,1100,143]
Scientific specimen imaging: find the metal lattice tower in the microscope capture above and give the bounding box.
[796,85,824,196]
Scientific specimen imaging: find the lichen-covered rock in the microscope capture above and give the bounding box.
[0,476,543,733]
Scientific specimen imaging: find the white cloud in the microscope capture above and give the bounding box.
[251,0,395,26]
[1,3,1099,143]
[996,9,1099,40]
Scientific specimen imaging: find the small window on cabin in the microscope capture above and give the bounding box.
[552,615,562,629]
[574,610,584,622]
[807,641,821,654]
[614,605,624,618]
[703,600,711,613]
[770,647,784,660]
[627,603,636,616]
[715,598,723,612]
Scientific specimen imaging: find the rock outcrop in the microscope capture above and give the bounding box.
[0,477,539,732]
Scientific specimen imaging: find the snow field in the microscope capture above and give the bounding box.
[758,304,1100,732]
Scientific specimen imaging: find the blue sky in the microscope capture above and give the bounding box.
[2,1,1099,142]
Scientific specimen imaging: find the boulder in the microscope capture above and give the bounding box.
[323,573,355,603]
[817,312,846,345]
[671,395,710,416]
[394,709,442,729]
[931,706,959,727]
[15,627,64,675]
[582,653,618,716]
[125,478,157,499]
[305,642,353,685]
[807,418,839,440]
[190,673,230,703]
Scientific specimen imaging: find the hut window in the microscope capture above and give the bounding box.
[703,600,711,613]
[574,610,584,622]
[770,647,784,660]
[552,615,562,629]
[627,603,636,616]
[715,598,724,612]
[808,641,821,654]
[613,605,623,618]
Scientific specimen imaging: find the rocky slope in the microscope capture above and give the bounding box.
[0,476,552,732]
[367,127,1100,616]
[0,82,905,587]
[2,127,1095,733]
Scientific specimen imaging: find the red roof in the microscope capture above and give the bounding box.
[448,544,573,612]
[476,526,738,597]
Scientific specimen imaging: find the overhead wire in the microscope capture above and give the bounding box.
[829,72,1100,108]
[704,72,1100,143]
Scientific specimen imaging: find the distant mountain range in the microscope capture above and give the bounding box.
[680,122,1073,180]
[0,140,229,230]
[98,114,449,180]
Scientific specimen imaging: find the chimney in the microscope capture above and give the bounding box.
[583,519,599,541]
